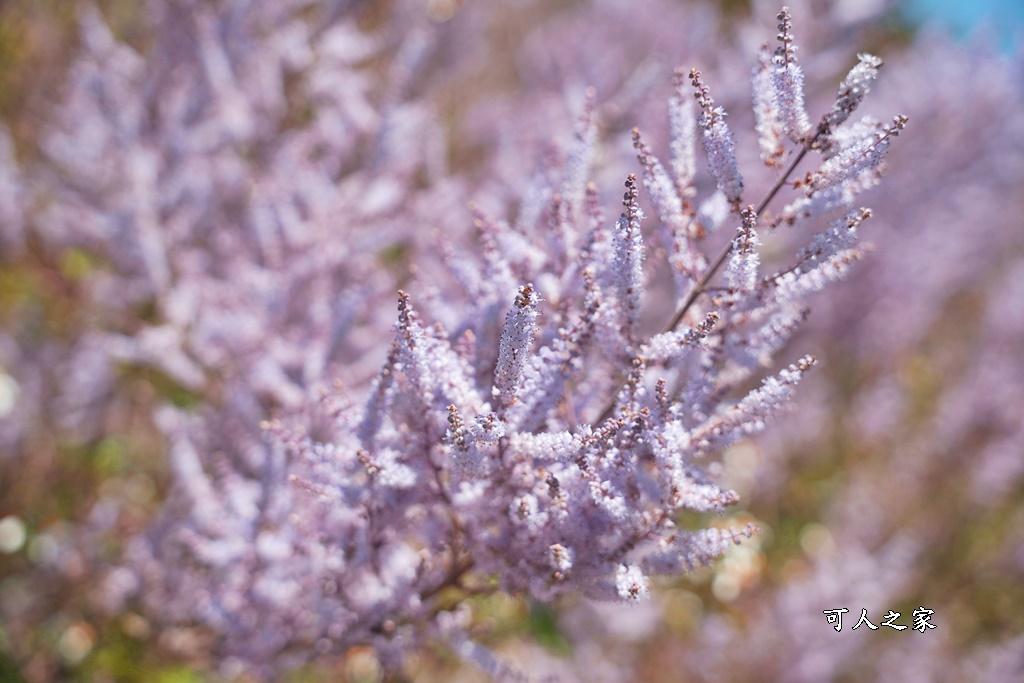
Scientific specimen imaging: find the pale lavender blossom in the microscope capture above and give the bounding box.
[265,6,905,675]
[724,206,762,296]
[690,68,745,209]
[819,51,885,143]
[0,2,920,680]
[770,7,813,143]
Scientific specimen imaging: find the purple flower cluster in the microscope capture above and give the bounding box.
[0,2,923,680]
[159,5,900,676]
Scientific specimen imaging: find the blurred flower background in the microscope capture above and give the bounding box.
[0,0,1022,681]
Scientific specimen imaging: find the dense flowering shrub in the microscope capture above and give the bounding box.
[0,0,458,676]
[647,25,1024,682]
[476,5,1024,680]
[29,2,1024,681]
[83,4,905,677]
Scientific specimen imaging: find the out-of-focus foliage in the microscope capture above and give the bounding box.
[0,0,1021,681]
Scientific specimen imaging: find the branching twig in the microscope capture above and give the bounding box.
[594,137,816,425]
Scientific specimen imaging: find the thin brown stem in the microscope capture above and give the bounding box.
[664,143,810,334]
[593,140,814,426]
[420,555,476,603]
